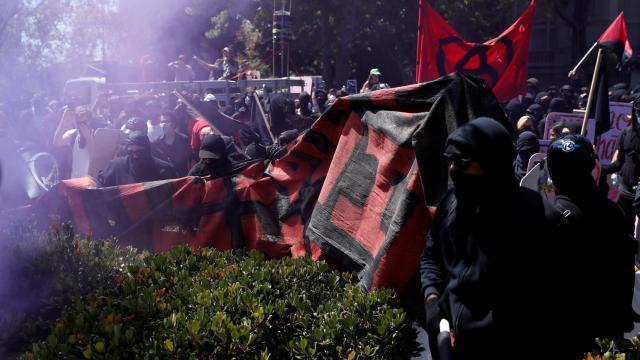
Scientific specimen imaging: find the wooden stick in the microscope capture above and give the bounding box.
[568,42,598,78]
[581,48,605,136]
[173,91,243,153]
[252,92,276,143]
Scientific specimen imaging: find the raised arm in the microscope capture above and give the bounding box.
[52,108,76,147]
[193,56,218,72]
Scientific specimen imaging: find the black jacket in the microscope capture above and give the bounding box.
[554,188,637,341]
[603,124,640,189]
[151,132,193,177]
[420,186,562,351]
[97,155,177,187]
[187,158,257,179]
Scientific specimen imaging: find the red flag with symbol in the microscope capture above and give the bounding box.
[416,0,536,102]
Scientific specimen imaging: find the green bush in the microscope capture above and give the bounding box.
[584,337,640,360]
[23,246,420,359]
[0,223,144,358]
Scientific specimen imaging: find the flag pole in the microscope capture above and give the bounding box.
[581,48,605,136]
[568,42,598,78]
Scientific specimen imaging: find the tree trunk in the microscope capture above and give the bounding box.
[319,4,333,88]
[333,1,356,88]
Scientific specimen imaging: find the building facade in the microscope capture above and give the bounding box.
[527,0,640,87]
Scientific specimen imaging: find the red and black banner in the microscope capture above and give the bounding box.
[416,0,535,102]
[34,74,511,294]
[597,12,634,66]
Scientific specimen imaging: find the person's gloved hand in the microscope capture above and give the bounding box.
[424,295,443,335]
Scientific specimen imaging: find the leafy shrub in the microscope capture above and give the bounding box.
[24,246,420,359]
[584,336,640,360]
[0,223,144,358]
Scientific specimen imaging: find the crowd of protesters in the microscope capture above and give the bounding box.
[0,59,348,209]
[2,47,640,358]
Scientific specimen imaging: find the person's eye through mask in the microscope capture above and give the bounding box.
[445,154,473,172]
[127,148,146,158]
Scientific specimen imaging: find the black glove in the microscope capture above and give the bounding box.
[424,296,443,335]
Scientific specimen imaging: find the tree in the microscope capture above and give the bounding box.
[552,0,589,66]
[192,0,524,89]
[429,0,516,42]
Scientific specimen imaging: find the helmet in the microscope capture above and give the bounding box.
[547,134,595,178]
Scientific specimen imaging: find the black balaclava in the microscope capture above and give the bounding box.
[548,97,570,114]
[269,94,293,136]
[504,99,525,127]
[526,104,544,124]
[126,131,153,170]
[515,131,540,180]
[547,134,596,200]
[298,92,312,116]
[445,117,517,209]
[534,91,550,112]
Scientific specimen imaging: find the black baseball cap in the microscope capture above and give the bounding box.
[199,134,227,160]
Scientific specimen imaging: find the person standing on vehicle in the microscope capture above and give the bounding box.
[193,47,238,80]
[168,54,195,82]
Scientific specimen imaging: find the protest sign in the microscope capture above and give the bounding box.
[289,76,313,94]
[543,112,595,143]
[88,128,123,178]
[346,80,358,94]
[594,101,632,164]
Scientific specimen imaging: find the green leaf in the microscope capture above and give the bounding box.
[47,335,58,348]
[83,346,92,359]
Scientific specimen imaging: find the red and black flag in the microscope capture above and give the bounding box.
[416,0,536,102]
[32,74,511,294]
[597,12,634,66]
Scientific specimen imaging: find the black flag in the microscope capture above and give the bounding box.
[589,52,610,137]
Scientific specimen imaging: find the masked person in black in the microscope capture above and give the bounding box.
[97,131,177,187]
[151,112,193,176]
[188,133,241,179]
[420,117,561,360]
[603,98,640,234]
[515,130,539,181]
[547,135,637,355]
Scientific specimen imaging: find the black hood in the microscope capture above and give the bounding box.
[504,99,525,126]
[515,131,540,181]
[445,117,516,183]
[548,97,570,113]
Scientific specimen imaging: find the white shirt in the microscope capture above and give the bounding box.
[62,129,91,179]
[147,120,163,143]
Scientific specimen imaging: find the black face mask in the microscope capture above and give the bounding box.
[129,150,151,168]
[450,168,489,208]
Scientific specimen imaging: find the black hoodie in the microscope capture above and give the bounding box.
[603,100,640,189]
[97,131,177,187]
[420,117,562,355]
[548,135,637,343]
